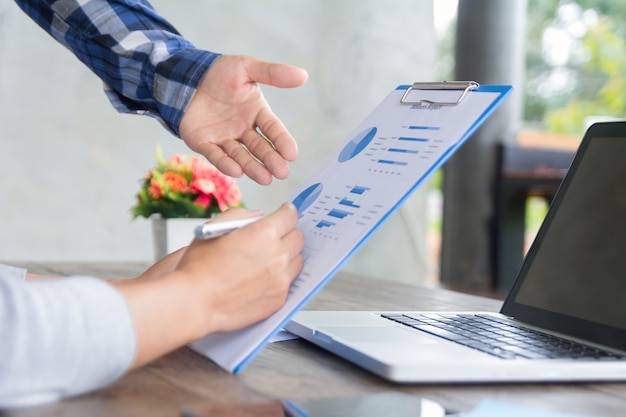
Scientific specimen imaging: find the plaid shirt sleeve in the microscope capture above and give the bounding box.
[14,0,221,136]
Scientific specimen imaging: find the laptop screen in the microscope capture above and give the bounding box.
[502,122,626,351]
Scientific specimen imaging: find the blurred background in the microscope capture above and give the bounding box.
[0,0,436,284]
[1,0,624,291]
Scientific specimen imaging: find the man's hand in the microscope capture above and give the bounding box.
[179,55,308,185]
[117,203,305,368]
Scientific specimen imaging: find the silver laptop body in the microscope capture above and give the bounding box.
[286,122,626,383]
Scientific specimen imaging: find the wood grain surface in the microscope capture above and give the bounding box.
[3,263,625,417]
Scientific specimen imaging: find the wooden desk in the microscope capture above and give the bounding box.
[5,263,626,417]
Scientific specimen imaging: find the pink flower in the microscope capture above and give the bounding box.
[210,172,241,210]
[188,157,241,211]
[191,178,217,209]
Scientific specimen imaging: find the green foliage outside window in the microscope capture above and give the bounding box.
[435,0,626,135]
[525,0,626,135]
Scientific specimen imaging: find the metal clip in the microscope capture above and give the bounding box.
[400,81,480,106]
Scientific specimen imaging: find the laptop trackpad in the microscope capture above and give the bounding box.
[318,326,437,344]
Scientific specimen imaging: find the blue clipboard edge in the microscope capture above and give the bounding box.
[231,84,513,373]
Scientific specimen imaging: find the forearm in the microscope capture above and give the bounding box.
[112,271,209,369]
[14,0,220,134]
[9,258,196,379]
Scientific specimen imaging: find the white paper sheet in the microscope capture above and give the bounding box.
[189,84,512,372]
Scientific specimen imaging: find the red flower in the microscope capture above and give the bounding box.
[148,177,163,199]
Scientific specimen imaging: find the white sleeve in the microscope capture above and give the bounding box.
[0,265,137,408]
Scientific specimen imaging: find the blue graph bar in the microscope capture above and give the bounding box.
[316,220,335,229]
[388,148,419,154]
[328,209,352,219]
[398,137,428,142]
[408,126,440,131]
[350,186,370,195]
[378,160,409,166]
[339,198,360,208]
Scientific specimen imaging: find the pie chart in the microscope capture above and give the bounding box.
[337,127,377,163]
[292,182,323,214]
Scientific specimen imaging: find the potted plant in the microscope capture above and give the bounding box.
[131,145,243,259]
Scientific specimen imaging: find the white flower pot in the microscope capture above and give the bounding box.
[151,217,207,260]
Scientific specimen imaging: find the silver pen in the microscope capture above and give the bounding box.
[193,215,262,240]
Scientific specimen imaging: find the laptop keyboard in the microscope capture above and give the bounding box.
[381,313,624,360]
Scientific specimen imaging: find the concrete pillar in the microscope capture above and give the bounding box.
[440,0,527,289]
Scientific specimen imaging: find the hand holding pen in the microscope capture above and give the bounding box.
[173,203,305,333]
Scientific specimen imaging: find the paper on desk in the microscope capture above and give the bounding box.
[189,84,512,372]
[465,399,593,417]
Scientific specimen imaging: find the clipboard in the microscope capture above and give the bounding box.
[189,81,513,372]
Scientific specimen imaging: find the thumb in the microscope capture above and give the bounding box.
[245,58,308,89]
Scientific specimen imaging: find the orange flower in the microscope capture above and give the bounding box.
[163,172,188,193]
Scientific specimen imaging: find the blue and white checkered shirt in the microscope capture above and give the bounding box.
[14,0,221,136]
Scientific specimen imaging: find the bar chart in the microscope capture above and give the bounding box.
[305,184,376,238]
[347,126,443,175]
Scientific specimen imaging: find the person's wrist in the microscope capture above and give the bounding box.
[155,49,221,136]
[169,269,220,341]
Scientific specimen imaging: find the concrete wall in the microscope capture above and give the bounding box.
[0,1,436,284]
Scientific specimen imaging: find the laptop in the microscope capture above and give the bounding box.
[285,121,626,383]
